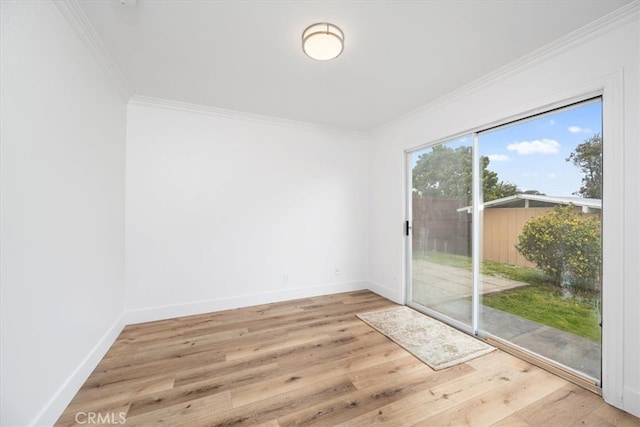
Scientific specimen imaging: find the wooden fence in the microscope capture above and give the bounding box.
[413,196,599,268]
[482,207,549,268]
[411,196,471,256]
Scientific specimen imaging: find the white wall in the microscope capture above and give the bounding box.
[124,101,369,321]
[0,2,127,426]
[2,1,637,424]
[368,9,640,416]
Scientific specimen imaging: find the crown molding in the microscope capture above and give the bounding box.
[53,0,133,100]
[373,0,640,136]
[129,95,369,139]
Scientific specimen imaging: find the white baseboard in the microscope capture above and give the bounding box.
[124,281,369,325]
[623,385,640,418]
[366,280,404,304]
[31,313,127,427]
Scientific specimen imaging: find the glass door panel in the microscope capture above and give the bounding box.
[477,99,602,382]
[409,136,474,328]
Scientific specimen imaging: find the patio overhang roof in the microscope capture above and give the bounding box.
[456,194,602,214]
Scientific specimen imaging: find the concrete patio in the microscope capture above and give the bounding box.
[411,259,601,380]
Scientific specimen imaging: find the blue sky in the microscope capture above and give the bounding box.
[413,99,602,198]
[479,99,602,197]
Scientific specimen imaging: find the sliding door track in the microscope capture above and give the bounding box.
[484,335,602,395]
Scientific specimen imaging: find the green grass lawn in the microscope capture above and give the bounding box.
[414,250,601,341]
[482,285,601,342]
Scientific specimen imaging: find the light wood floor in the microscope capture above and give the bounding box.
[57,291,639,426]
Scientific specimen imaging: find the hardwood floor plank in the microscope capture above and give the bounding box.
[418,364,566,426]
[588,401,640,426]
[172,329,396,391]
[185,376,359,427]
[230,346,412,408]
[65,377,175,415]
[490,416,530,427]
[82,347,227,388]
[56,291,639,426]
[502,384,607,426]
[124,367,266,418]
[121,327,250,356]
[124,390,232,426]
[276,363,474,426]
[335,351,527,426]
[225,333,332,362]
[346,353,435,390]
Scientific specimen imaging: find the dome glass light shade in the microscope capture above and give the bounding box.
[302,23,344,61]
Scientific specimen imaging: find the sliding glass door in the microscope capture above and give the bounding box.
[407,97,603,384]
[407,136,474,330]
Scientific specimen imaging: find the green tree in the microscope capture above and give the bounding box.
[515,205,601,289]
[484,180,520,202]
[412,145,518,204]
[566,134,602,198]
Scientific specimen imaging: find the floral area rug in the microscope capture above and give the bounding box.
[357,306,495,370]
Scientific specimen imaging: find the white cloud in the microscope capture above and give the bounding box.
[488,154,511,162]
[507,139,560,155]
[568,125,592,133]
[549,119,555,126]
[548,172,557,178]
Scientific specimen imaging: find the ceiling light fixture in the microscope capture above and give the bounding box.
[302,23,344,61]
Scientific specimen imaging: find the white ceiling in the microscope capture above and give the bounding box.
[79,0,632,132]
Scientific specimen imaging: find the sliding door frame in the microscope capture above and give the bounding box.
[404,131,476,336]
[404,72,624,403]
